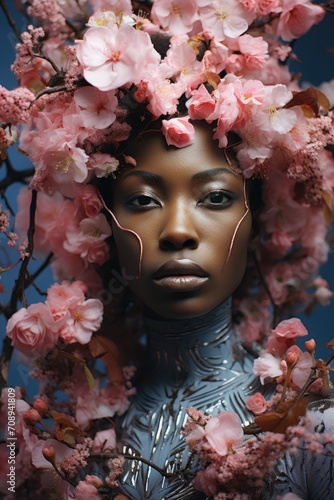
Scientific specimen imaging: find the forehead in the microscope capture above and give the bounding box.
[119,123,242,183]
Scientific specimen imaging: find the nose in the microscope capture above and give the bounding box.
[159,201,199,251]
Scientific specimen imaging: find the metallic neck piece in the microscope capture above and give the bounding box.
[116,298,258,499]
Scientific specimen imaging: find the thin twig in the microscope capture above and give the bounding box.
[0,158,35,191]
[34,85,67,101]
[0,190,15,216]
[325,351,334,366]
[0,0,23,43]
[24,253,53,291]
[92,452,174,478]
[35,51,61,76]
[52,462,77,488]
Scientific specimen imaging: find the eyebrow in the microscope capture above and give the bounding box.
[192,167,239,180]
[122,170,163,183]
[122,167,239,183]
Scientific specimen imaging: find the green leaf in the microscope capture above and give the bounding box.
[84,363,95,389]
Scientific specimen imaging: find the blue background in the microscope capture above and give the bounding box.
[0,3,333,387]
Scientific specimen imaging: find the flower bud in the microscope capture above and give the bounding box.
[304,339,316,354]
[33,398,48,415]
[286,351,298,367]
[42,446,55,464]
[23,408,41,425]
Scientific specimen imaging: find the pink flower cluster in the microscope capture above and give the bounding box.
[185,405,334,499]
[6,280,103,355]
[252,318,316,390]
[15,184,111,289]
[183,407,290,498]
[150,0,324,41]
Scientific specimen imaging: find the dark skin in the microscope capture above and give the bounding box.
[109,122,252,319]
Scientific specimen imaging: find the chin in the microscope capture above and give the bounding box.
[144,294,225,320]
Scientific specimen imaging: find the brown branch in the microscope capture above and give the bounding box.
[0,190,15,216]
[0,157,35,190]
[92,452,174,479]
[0,0,23,43]
[24,252,53,292]
[34,85,68,101]
[325,351,334,366]
[35,51,61,76]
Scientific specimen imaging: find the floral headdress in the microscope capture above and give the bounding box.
[0,1,334,499]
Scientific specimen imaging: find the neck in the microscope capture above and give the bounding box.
[141,298,235,385]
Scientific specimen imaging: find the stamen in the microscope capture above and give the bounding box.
[170,4,181,15]
[216,9,227,20]
[55,157,72,174]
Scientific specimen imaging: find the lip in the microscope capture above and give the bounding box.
[153,259,208,279]
[152,259,209,291]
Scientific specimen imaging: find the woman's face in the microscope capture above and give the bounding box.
[111,123,252,319]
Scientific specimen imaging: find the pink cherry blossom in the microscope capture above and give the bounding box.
[75,382,121,429]
[88,153,119,178]
[202,37,229,74]
[45,280,103,344]
[31,438,73,497]
[204,411,244,455]
[46,280,86,313]
[162,116,195,147]
[164,39,202,86]
[198,0,256,40]
[257,0,281,16]
[76,24,160,91]
[272,318,308,339]
[144,75,184,117]
[64,213,111,265]
[210,82,241,147]
[254,84,297,134]
[35,129,90,185]
[246,392,267,415]
[92,428,117,452]
[58,298,104,345]
[186,84,216,119]
[253,352,283,384]
[74,87,117,130]
[87,3,134,28]
[6,303,57,357]
[275,0,325,42]
[285,345,313,389]
[289,349,313,389]
[226,34,269,74]
[15,188,64,254]
[151,0,198,35]
[75,185,104,218]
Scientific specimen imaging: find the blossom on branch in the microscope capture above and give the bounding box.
[76,24,160,91]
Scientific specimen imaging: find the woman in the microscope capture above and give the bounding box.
[2,1,334,499]
[100,121,259,498]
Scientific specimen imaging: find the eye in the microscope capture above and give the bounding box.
[199,190,234,207]
[125,194,161,209]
